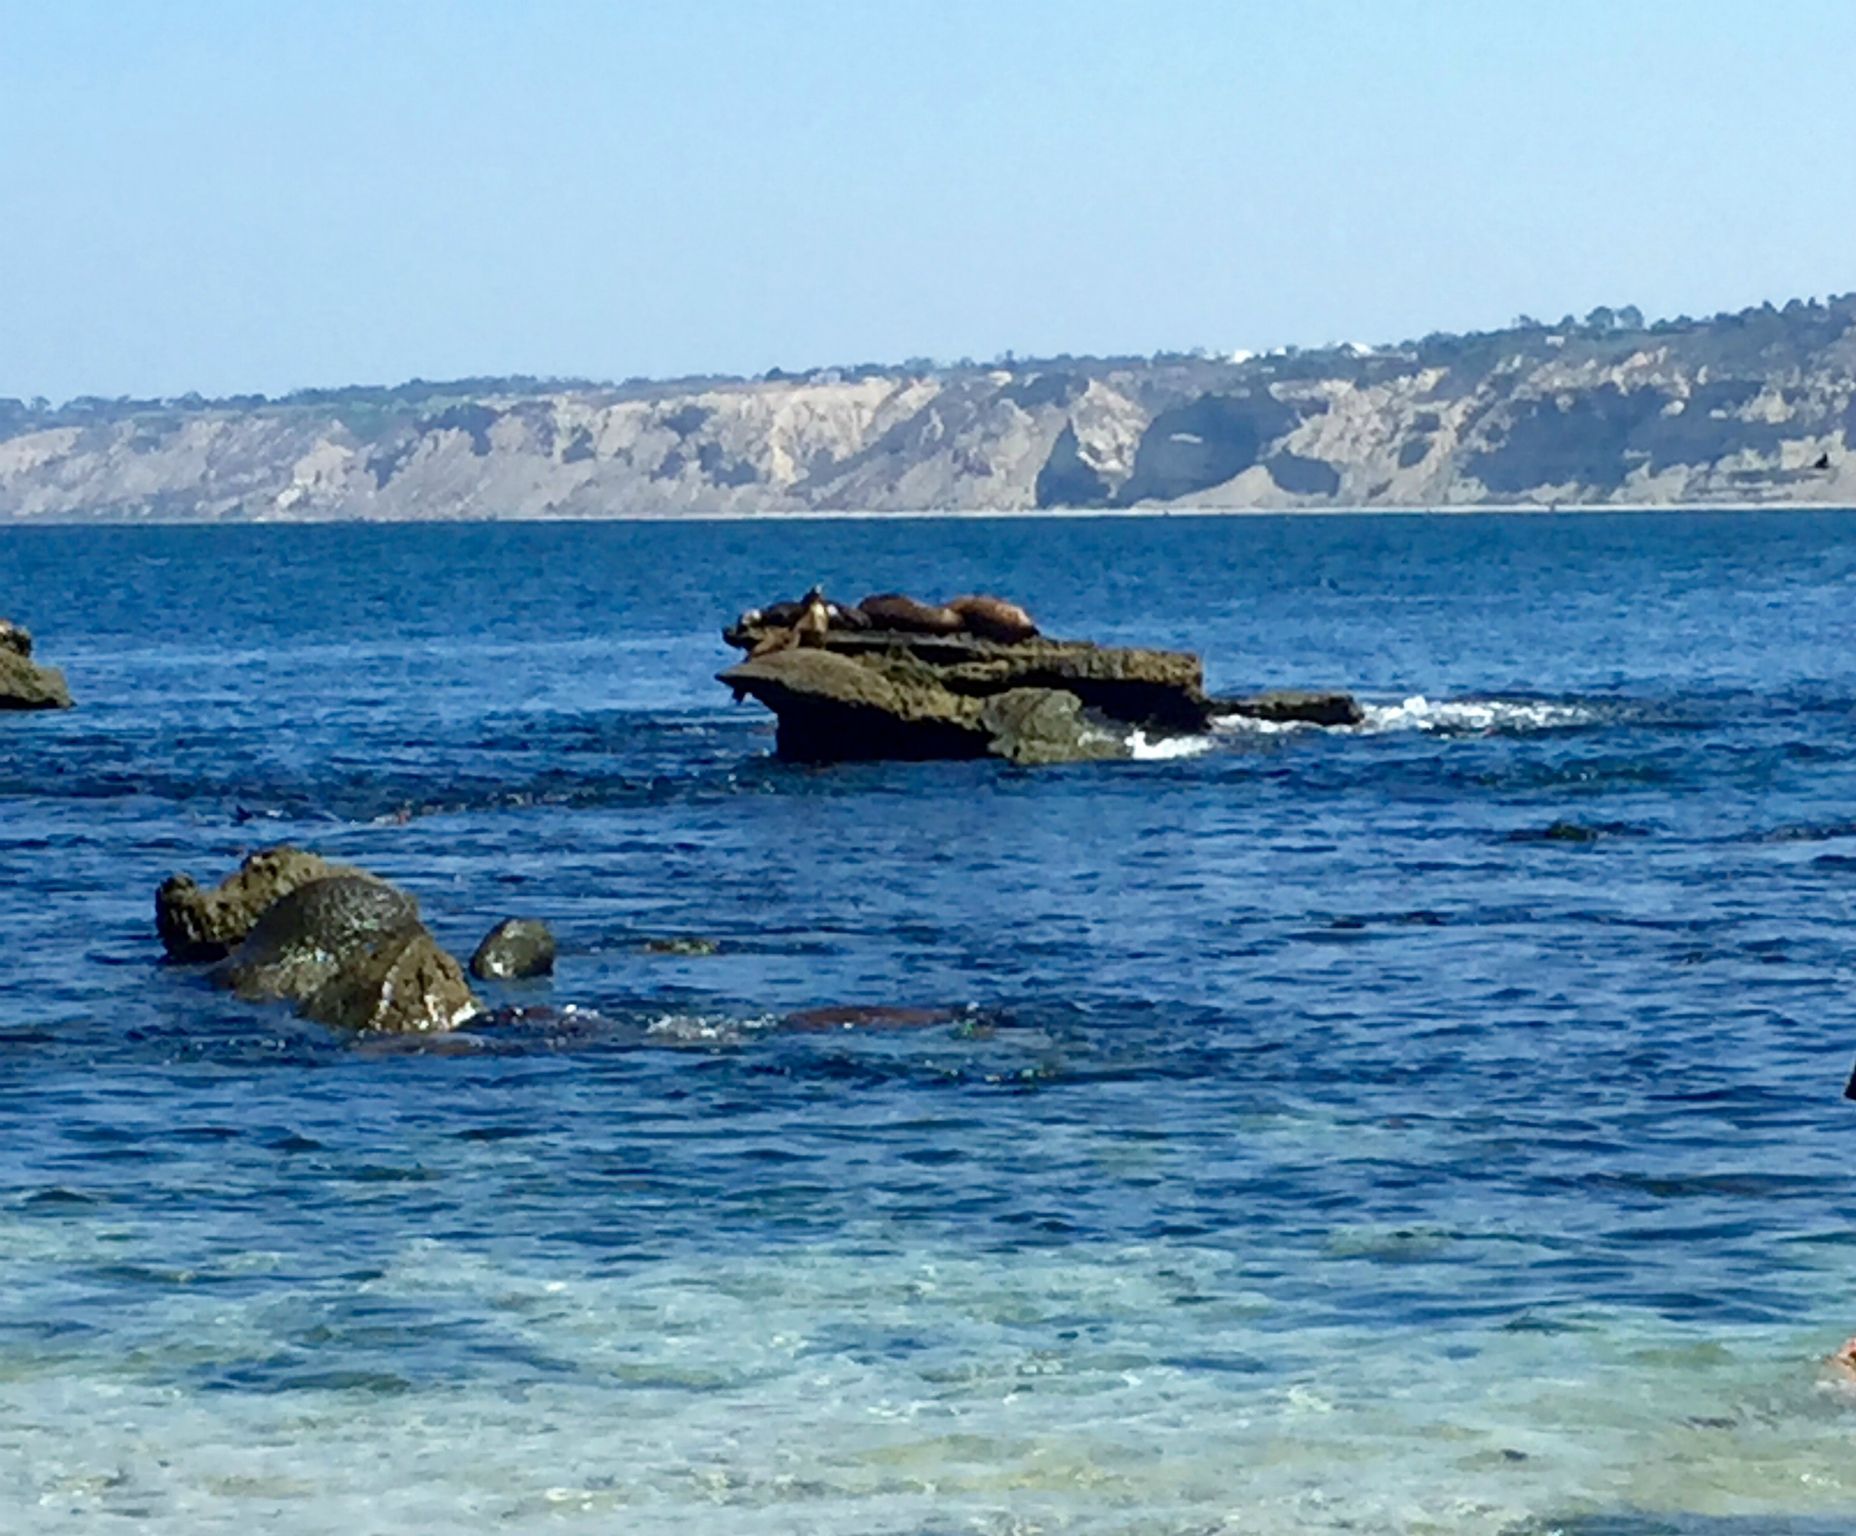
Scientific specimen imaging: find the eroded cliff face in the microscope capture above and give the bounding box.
[6,298,1856,520]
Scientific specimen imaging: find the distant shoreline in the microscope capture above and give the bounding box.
[3,502,1855,529]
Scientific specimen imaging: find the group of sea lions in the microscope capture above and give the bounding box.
[740,588,1040,657]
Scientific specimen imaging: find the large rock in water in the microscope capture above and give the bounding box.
[721,609,1364,763]
[156,846,366,962]
[719,647,1125,765]
[0,621,72,711]
[214,876,421,1001]
[725,624,1212,729]
[212,875,478,1032]
[157,848,481,1033]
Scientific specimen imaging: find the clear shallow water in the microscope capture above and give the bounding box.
[2,512,1856,1535]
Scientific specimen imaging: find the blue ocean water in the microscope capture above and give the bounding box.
[2,511,1856,1535]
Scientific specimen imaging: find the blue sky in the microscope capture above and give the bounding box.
[3,0,1852,400]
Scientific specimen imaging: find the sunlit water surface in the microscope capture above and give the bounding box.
[2,513,1855,1535]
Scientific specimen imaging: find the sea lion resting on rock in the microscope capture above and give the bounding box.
[858,592,965,635]
[794,586,831,647]
[948,594,1039,644]
[748,586,835,657]
[741,587,865,642]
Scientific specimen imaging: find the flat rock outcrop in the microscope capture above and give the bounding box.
[720,591,1359,762]
[0,622,72,710]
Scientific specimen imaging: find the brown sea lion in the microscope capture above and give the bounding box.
[948,594,1040,644]
[757,599,808,628]
[793,586,831,648]
[747,627,799,658]
[858,592,965,635]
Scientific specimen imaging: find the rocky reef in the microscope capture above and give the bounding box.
[719,590,1359,763]
[153,847,980,1046]
[158,848,479,1033]
[0,621,72,710]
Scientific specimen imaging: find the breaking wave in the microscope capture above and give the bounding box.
[1206,694,1609,740]
[1355,694,1607,734]
[1127,729,1219,760]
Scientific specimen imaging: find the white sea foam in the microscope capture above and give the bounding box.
[1210,712,1315,737]
[1126,730,1218,760]
[1356,694,1603,734]
[1181,694,1601,754]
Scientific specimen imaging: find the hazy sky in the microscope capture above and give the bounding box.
[4,0,1853,401]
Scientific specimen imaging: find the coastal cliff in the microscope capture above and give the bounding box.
[7,296,1856,520]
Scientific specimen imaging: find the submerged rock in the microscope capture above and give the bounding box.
[0,620,72,711]
[639,936,722,956]
[156,846,367,962]
[1216,689,1365,727]
[778,1004,966,1032]
[469,917,556,980]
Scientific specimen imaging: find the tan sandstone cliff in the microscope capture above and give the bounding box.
[5,297,1856,520]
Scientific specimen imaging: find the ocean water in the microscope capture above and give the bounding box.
[3,511,1856,1536]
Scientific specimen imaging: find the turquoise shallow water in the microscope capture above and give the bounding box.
[2,512,1856,1533]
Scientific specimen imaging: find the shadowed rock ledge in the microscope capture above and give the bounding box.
[720,647,1129,765]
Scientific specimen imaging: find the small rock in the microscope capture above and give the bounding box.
[0,628,72,710]
[305,927,480,1033]
[470,918,556,980]
[162,849,478,1034]
[156,846,370,962]
[640,936,721,956]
